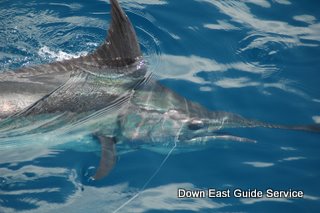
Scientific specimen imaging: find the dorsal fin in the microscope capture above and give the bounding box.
[91,0,142,67]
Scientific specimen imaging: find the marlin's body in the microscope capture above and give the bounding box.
[0,0,319,180]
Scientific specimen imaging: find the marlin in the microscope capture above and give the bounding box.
[0,0,319,180]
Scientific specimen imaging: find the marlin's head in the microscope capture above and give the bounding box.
[118,84,257,145]
[118,81,240,144]
[171,107,224,144]
[175,108,256,143]
[118,111,213,145]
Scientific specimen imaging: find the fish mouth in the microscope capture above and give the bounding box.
[183,134,257,144]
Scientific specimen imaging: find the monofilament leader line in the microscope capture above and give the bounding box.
[112,127,182,213]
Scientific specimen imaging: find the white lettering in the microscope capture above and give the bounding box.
[266,189,304,198]
[234,189,263,198]
[178,188,206,198]
[208,189,230,198]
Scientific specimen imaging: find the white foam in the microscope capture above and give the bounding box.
[312,116,320,124]
[38,46,87,62]
[243,161,274,168]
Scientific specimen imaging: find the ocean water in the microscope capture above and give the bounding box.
[1,0,320,212]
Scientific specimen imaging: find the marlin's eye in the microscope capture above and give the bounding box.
[187,120,204,130]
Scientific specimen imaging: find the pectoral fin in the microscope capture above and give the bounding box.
[92,135,116,180]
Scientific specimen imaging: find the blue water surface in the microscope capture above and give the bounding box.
[1,0,320,212]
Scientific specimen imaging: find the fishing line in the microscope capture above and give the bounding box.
[113,126,182,213]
